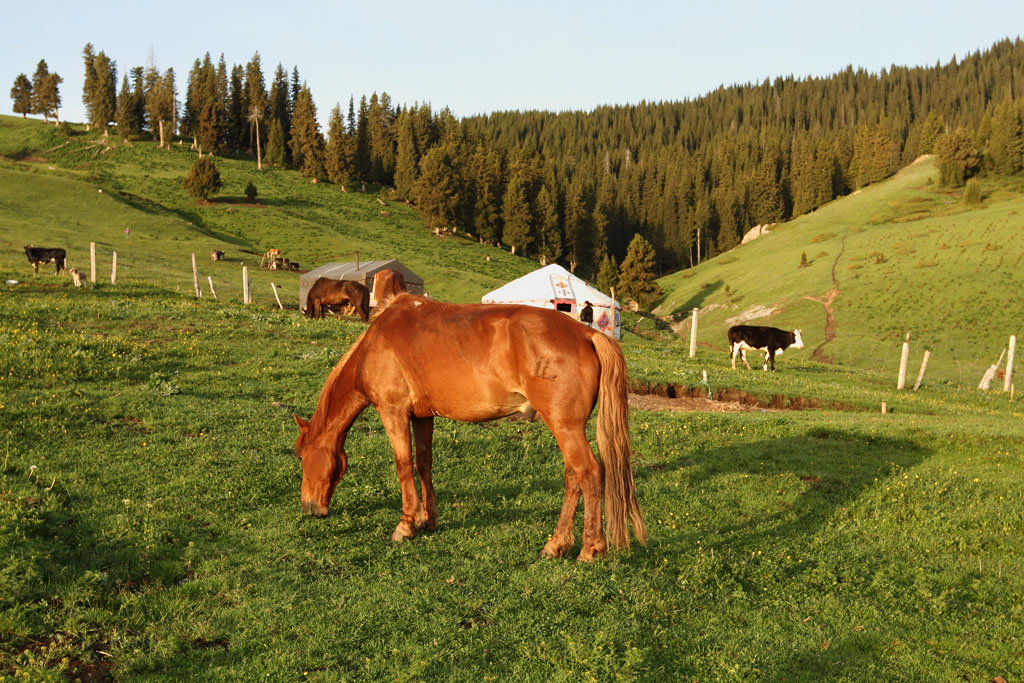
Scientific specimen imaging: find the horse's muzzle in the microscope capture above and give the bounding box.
[301,499,329,517]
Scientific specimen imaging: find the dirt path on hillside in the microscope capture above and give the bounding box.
[803,235,846,364]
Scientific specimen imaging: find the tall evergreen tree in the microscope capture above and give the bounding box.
[81,43,97,128]
[89,53,116,132]
[289,84,325,179]
[393,109,419,199]
[470,144,503,242]
[354,95,371,181]
[10,74,32,118]
[31,60,60,124]
[244,53,267,167]
[145,66,176,148]
[115,74,140,136]
[596,253,619,295]
[413,145,460,230]
[325,103,353,188]
[618,234,662,310]
[263,117,287,167]
[534,183,562,264]
[501,168,534,255]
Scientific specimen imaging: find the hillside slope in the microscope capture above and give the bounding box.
[656,158,1024,385]
[0,115,533,305]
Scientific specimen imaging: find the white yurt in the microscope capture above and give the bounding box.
[481,264,621,339]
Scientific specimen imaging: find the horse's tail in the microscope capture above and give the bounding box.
[592,332,648,550]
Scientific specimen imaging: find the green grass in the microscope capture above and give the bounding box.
[1,283,1022,681]
[2,115,1024,681]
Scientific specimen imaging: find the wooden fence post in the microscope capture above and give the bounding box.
[191,253,201,298]
[689,308,699,358]
[207,276,217,300]
[913,350,931,391]
[242,266,250,304]
[897,332,910,390]
[90,242,96,283]
[271,282,283,309]
[1004,335,1016,393]
[111,251,117,285]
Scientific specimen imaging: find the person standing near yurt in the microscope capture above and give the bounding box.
[579,301,594,327]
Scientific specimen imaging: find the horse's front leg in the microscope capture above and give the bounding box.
[412,416,437,531]
[379,409,420,541]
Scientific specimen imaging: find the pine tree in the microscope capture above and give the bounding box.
[934,127,980,186]
[354,95,370,181]
[31,61,53,123]
[145,66,177,148]
[244,53,267,167]
[115,74,139,136]
[81,44,96,128]
[263,118,287,167]
[596,253,619,294]
[10,74,32,118]
[89,53,116,132]
[393,109,419,199]
[182,155,222,200]
[470,144,503,242]
[501,169,534,255]
[618,234,662,310]
[288,84,325,179]
[534,184,562,264]
[325,104,353,188]
[413,144,459,231]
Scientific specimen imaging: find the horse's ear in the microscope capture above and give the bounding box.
[294,413,309,431]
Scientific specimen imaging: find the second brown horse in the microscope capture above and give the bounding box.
[293,294,647,561]
[304,278,370,321]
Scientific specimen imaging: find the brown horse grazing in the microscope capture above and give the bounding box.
[305,278,370,321]
[293,294,648,561]
[371,268,405,309]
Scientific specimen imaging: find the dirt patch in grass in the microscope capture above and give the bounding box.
[628,381,857,413]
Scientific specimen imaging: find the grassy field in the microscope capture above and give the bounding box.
[2,116,1023,681]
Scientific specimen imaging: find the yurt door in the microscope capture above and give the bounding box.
[549,273,576,313]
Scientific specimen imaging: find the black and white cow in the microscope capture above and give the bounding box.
[728,325,804,372]
[23,246,66,275]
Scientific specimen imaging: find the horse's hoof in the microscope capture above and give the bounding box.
[540,539,570,558]
[390,522,416,542]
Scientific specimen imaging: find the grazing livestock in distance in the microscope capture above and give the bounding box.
[372,268,406,311]
[293,294,647,561]
[304,278,370,321]
[210,250,225,261]
[728,325,804,372]
[24,246,66,275]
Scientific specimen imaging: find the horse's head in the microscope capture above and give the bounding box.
[294,413,347,517]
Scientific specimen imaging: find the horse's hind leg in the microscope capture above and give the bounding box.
[541,463,580,558]
[412,417,437,531]
[548,429,607,562]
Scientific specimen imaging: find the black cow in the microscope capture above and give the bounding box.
[728,325,804,372]
[24,246,66,275]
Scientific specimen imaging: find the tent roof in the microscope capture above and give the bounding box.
[300,259,423,285]
[481,264,617,308]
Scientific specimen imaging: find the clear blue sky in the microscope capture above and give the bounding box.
[4,0,1024,126]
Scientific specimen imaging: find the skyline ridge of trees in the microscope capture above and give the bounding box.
[9,36,1024,281]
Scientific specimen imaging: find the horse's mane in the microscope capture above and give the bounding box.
[307,327,369,437]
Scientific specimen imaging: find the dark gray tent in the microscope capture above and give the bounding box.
[298,259,424,311]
